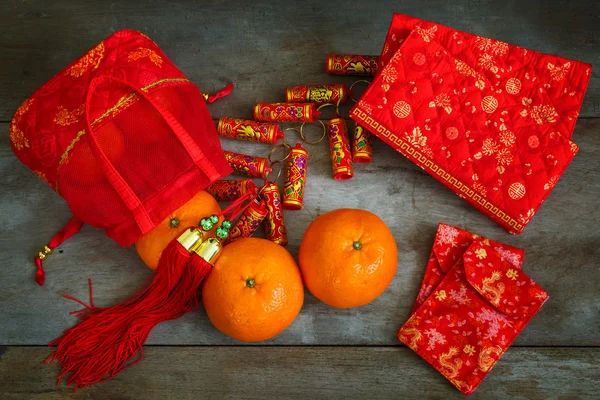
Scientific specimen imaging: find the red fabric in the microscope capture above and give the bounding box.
[413,223,524,312]
[351,15,591,234]
[399,227,548,395]
[10,30,231,246]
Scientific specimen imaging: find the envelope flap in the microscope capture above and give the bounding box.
[431,223,525,273]
[463,239,548,316]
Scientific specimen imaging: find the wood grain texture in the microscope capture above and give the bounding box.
[1,118,599,346]
[0,346,599,399]
[0,0,599,122]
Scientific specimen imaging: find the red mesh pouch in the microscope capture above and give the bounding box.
[9,30,231,283]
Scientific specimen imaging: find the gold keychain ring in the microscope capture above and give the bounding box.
[300,119,327,145]
[263,160,283,186]
[349,80,372,103]
[316,102,340,119]
[267,142,292,163]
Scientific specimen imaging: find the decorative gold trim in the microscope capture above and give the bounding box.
[351,107,523,233]
[90,93,137,128]
[142,77,188,92]
[58,129,86,166]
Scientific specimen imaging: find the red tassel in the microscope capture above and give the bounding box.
[34,216,83,286]
[206,83,233,103]
[46,233,210,390]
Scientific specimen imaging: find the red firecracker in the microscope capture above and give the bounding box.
[226,198,268,244]
[351,122,373,163]
[283,143,308,210]
[325,54,379,76]
[206,179,257,202]
[223,150,272,179]
[217,117,283,144]
[254,102,318,123]
[327,118,354,180]
[261,181,288,246]
[285,84,349,104]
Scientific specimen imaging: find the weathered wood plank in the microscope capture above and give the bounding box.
[0,346,598,399]
[0,0,598,121]
[1,117,598,346]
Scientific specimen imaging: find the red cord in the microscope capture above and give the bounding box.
[219,185,257,221]
[206,83,233,103]
[34,217,83,286]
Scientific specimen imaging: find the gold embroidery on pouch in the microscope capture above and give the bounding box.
[9,98,34,150]
[65,42,105,77]
[58,129,86,167]
[128,47,163,67]
[55,104,85,126]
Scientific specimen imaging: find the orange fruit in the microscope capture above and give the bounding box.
[135,190,221,269]
[202,238,304,342]
[298,208,397,308]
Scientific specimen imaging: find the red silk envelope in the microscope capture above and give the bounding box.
[413,223,524,312]
[351,15,591,234]
[399,238,548,395]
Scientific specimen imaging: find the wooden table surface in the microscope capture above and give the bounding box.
[0,1,598,399]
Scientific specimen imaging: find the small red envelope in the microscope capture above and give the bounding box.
[399,239,548,395]
[413,223,524,312]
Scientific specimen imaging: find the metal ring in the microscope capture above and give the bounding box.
[349,80,372,103]
[268,142,292,163]
[316,102,338,119]
[263,160,283,185]
[335,97,345,118]
[300,119,327,145]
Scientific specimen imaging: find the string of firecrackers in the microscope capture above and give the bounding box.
[208,53,379,246]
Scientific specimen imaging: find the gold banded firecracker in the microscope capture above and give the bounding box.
[325,54,379,76]
[223,151,272,179]
[283,143,308,210]
[217,117,283,144]
[226,198,268,244]
[327,118,354,180]
[352,122,373,163]
[206,179,257,202]
[254,102,318,123]
[261,182,288,246]
[285,84,349,104]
